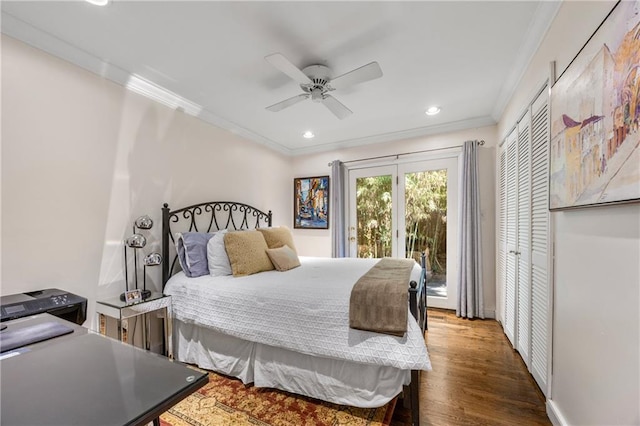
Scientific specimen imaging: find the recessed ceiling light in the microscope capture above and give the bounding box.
[303,131,315,139]
[425,106,441,116]
[85,0,109,6]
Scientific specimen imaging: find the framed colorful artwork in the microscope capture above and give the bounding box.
[549,0,640,210]
[294,176,329,229]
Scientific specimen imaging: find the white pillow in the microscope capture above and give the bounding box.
[207,229,232,277]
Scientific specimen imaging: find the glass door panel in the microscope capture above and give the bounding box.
[348,166,397,258]
[399,158,458,310]
[403,169,448,296]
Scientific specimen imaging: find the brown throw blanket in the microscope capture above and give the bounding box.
[349,257,415,337]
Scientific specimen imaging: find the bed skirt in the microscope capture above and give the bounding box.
[173,318,410,408]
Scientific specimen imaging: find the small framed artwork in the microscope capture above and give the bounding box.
[124,289,142,304]
[549,1,640,210]
[294,176,329,229]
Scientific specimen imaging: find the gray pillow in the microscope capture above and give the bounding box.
[175,232,215,277]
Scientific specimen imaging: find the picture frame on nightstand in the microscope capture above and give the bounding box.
[123,289,142,304]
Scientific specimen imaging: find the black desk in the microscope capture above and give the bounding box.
[0,314,208,426]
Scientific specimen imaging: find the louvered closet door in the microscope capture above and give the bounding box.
[499,85,552,397]
[530,88,551,396]
[516,114,532,368]
[497,149,507,329]
[504,130,518,347]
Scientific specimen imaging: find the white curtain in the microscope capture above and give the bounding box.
[457,140,484,319]
[331,160,347,257]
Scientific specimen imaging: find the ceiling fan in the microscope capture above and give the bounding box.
[265,53,383,120]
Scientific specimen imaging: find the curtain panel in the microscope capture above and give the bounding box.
[457,140,484,319]
[331,160,347,257]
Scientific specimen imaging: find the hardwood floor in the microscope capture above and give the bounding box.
[393,309,551,426]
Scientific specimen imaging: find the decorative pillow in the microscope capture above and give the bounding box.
[266,245,301,272]
[224,230,274,277]
[256,226,298,254]
[207,229,232,277]
[175,232,215,278]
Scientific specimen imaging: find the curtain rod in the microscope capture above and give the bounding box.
[327,140,485,166]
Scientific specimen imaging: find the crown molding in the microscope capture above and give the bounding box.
[1,11,294,157]
[197,110,292,156]
[2,11,132,89]
[288,116,496,156]
[491,1,561,121]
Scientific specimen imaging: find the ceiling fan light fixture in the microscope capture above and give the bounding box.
[303,131,315,139]
[310,89,324,103]
[425,106,441,116]
[264,53,381,120]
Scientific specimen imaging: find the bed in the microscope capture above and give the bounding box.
[161,201,430,426]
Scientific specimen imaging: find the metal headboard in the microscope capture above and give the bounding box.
[161,201,272,288]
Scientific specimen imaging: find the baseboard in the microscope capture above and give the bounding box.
[547,399,568,426]
[483,309,496,319]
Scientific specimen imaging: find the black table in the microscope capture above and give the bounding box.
[0,314,208,426]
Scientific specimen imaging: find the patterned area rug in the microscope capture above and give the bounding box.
[160,371,396,426]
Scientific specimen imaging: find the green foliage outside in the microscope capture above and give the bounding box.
[405,170,448,273]
[356,176,393,258]
[356,170,448,274]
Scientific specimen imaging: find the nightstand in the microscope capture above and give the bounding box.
[95,292,172,358]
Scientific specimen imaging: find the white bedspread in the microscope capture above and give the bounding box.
[165,257,431,371]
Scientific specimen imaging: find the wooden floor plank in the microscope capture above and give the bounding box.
[393,309,550,426]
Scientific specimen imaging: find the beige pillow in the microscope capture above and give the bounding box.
[256,226,298,254]
[224,230,274,277]
[266,245,301,271]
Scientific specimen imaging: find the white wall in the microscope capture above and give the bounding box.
[292,125,498,317]
[498,1,640,424]
[1,35,292,328]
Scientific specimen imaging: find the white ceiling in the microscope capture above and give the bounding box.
[1,1,560,156]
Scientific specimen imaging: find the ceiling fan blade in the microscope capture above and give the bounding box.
[265,53,312,85]
[266,94,309,112]
[330,62,383,90]
[321,95,352,120]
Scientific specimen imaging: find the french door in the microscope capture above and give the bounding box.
[347,157,459,309]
